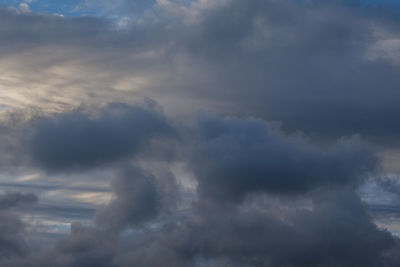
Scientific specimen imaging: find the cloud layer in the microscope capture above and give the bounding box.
[0,0,400,266]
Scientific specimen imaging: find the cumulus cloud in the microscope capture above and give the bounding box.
[0,110,394,266]
[94,189,395,267]
[96,166,162,230]
[174,190,393,267]
[0,192,38,259]
[0,93,397,267]
[28,102,175,171]
[188,115,378,202]
[18,3,30,13]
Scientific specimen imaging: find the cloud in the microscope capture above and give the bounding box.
[0,192,38,259]
[18,3,30,13]
[0,0,400,266]
[81,0,155,14]
[0,192,38,210]
[110,189,395,267]
[0,113,389,266]
[0,103,395,266]
[95,166,162,230]
[28,102,175,171]
[188,115,378,202]
[1,222,117,267]
[168,0,400,144]
[1,0,400,145]
[0,174,395,267]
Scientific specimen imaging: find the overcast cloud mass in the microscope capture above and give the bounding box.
[1,0,400,266]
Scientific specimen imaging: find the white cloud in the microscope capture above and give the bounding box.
[19,3,30,13]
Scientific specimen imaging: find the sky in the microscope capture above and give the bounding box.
[1,0,400,266]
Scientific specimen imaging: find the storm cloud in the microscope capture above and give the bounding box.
[0,0,400,266]
[95,165,162,230]
[0,192,38,259]
[28,102,175,171]
[189,115,378,202]
[0,0,399,145]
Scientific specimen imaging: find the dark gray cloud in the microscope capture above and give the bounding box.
[2,109,388,266]
[0,0,400,266]
[95,166,161,230]
[29,102,175,171]
[0,212,28,259]
[0,165,174,267]
[95,163,180,231]
[110,189,395,267]
[0,9,108,49]
[54,223,117,267]
[384,239,400,267]
[0,223,117,267]
[0,107,395,267]
[1,187,395,267]
[0,192,38,210]
[0,192,38,259]
[188,115,378,202]
[170,0,400,144]
[2,0,400,145]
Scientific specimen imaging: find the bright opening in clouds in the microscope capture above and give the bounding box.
[0,0,400,266]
